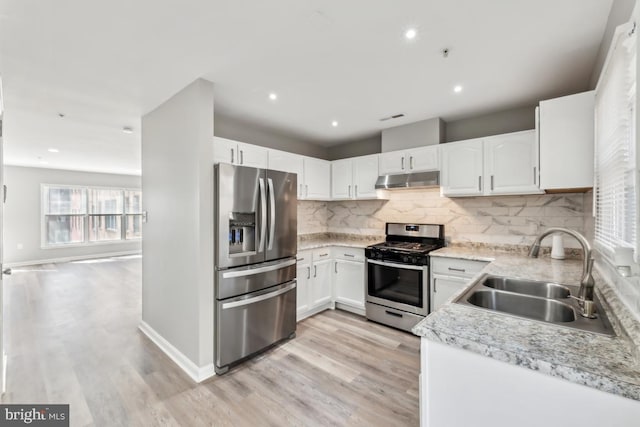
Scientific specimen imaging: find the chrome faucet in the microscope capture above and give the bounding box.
[528,227,596,318]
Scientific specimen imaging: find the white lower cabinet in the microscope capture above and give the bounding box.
[333,247,365,313]
[296,248,333,321]
[430,256,489,312]
[296,246,365,320]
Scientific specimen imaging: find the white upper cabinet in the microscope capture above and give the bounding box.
[440,138,484,196]
[484,130,541,195]
[302,157,331,200]
[268,148,303,175]
[441,131,541,197]
[538,91,595,191]
[353,154,379,199]
[331,154,380,200]
[331,159,353,200]
[213,137,268,169]
[379,146,439,175]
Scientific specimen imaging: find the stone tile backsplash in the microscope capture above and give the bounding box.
[299,189,593,249]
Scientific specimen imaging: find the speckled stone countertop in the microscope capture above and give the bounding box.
[413,246,640,401]
[297,233,382,250]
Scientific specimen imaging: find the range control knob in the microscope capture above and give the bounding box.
[402,255,409,263]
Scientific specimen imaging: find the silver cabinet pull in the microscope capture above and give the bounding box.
[231,148,235,164]
[401,157,405,170]
[344,253,355,258]
[410,156,414,170]
[267,178,276,250]
[319,253,329,257]
[355,185,358,198]
[305,184,309,198]
[3,185,7,203]
[433,280,437,293]
[258,178,267,252]
[478,176,482,191]
[314,265,317,278]
[533,166,537,184]
[3,268,11,275]
[335,262,338,273]
[348,185,351,198]
[240,150,244,165]
[490,175,494,191]
[448,267,466,273]
[307,266,310,279]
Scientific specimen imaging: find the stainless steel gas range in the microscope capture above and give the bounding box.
[365,223,445,332]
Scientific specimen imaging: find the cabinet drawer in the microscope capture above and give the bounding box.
[312,248,331,261]
[296,250,313,263]
[332,247,365,262]
[431,257,488,278]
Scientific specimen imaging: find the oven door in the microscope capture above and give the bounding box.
[366,259,428,316]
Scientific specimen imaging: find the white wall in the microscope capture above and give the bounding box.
[141,78,214,371]
[3,165,141,265]
[444,105,536,142]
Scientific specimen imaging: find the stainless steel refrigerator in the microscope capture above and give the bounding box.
[214,163,297,374]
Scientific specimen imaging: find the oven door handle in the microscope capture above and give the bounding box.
[366,259,426,271]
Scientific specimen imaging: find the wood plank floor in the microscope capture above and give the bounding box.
[1,256,420,426]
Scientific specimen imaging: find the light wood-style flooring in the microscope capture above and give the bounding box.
[2,256,420,426]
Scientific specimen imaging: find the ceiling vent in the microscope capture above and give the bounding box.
[379,113,405,122]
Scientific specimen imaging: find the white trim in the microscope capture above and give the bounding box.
[4,250,142,268]
[138,321,215,383]
[334,302,366,317]
[2,352,6,394]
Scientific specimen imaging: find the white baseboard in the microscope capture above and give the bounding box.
[2,351,7,394]
[138,321,215,383]
[335,302,366,317]
[5,250,142,268]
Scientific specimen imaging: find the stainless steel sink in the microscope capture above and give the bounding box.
[481,275,571,299]
[455,274,615,336]
[466,289,576,323]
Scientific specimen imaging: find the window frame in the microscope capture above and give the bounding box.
[41,184,142,249]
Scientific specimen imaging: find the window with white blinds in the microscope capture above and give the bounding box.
[594,21,638,260]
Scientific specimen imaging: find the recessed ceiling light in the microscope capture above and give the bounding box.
[269,92,278,101]
[331,121,339,127]
[48,148,59,153]
[454,85,463,93]
[405,28,417,40]
[122,126,133,134]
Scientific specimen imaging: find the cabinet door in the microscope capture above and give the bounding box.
[407,145,439,172]
[539,91,595,190]
[378,151,407,175]
[296,258,311,320]
[484,130,540,195]
[331,159,353,200]
[311,258,333,307]
[236,142,268,169]
[440,139,484,196]
[353,154,379,199]
[269,150,304,197]
[334,259,365,309]
[432,275,468,311]
[213,137,237,165]
[303,157,331,200]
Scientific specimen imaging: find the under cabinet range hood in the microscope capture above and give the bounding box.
[375,171,440,190]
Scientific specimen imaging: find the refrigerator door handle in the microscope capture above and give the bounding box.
[221,281,296,310]
[267,178,276,250]
[258,177,267,252]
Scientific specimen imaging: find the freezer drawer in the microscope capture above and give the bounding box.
[216,257,296,300]
[215,280,296,372]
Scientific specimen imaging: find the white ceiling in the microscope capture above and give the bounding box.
[0,0,614,175]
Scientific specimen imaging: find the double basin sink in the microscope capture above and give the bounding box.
[455,275,615,336]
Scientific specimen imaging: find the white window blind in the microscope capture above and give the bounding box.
[594,21,638,260]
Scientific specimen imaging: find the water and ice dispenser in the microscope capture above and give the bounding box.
[228,212,256,256]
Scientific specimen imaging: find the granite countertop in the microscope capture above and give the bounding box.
[414,246,640,401]
[297,233,382,250]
